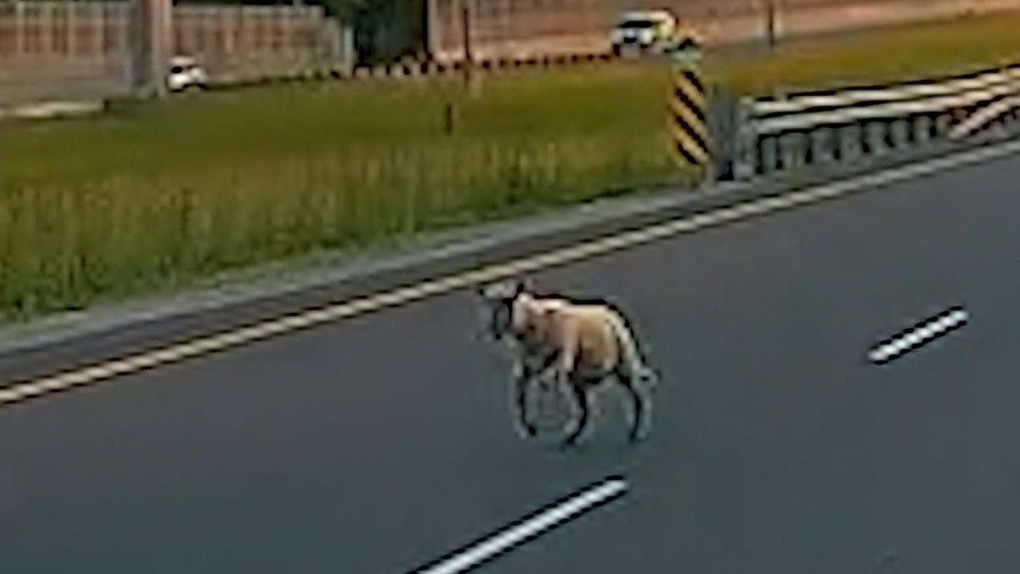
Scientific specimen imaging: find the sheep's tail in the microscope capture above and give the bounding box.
[604,310,658,390]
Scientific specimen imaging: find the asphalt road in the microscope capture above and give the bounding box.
[3,151,1020,574]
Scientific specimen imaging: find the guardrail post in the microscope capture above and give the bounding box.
[865,121,887,155]
[706,90,741,182]
[889,118,911,149]
[758,135,778,175]
[809,127,834,164]
[913,115,933,145]
[836,124,862,162]
[779,132,806,171]
[665,44,712,184]
[934,113,952,138]
[732,97,758,180]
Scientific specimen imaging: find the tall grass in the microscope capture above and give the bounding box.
[1,130,679,318]
[5,11,1020,320]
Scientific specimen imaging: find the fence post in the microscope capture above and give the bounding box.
[461,0,471,80]
[665,42,713,185]
[41,2,53,56]
[15,1,25,56]
[732,96,758,180]
[68,2,77,57]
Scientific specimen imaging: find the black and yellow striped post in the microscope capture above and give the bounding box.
[665,43,712,175]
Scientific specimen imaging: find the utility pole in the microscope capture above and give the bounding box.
[461,0,472,87]
[132,0,170,97]
[765,0,776,49]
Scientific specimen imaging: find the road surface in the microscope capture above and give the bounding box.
[2,151,1020,573]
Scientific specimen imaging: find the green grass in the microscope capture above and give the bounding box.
[4,10,1020,321]
[713,11,1020,94]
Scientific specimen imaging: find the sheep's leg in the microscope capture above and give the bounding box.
[511,353,559,438]
[617,369,652,443]
[510,362,539,437]
[562,379,591,447]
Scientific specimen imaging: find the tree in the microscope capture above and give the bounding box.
[174,0,425,63]
[319,0,425,63]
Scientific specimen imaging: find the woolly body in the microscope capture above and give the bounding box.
[479,280,659,446]
[511,293,649,383]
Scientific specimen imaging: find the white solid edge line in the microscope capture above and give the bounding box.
[4,139,1020,405]
[417,478,629,574]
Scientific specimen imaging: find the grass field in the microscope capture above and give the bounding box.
[4,11,1020,321]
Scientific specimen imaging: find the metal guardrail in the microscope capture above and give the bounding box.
[727,64,1020,180]
[949,92,1020,138]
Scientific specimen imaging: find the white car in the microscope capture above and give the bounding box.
[610,10,678,57]
[166,56,208,93]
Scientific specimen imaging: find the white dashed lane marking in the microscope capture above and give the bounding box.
[408,476,629,574]
[3,137,1020,407]
[868,306,969,364]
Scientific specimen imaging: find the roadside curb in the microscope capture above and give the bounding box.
[1,129,1016,386]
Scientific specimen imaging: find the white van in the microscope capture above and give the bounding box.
[610,10,678,57]
[166,56,208,93]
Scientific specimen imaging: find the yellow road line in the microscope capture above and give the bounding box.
[4,137,1020,407]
